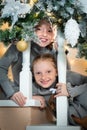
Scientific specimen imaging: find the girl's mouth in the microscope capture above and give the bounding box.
[40,38,48,43]
[40,80,50,85]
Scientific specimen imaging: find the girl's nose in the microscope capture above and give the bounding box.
[41,73,46,79]
[43,30,47,36]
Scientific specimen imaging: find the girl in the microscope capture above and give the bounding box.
[32,53,87,127]
[30,18,57,64]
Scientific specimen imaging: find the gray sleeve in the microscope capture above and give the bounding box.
[67,71,87,98]
[67,70,87,86]
[0,45,19,98]
[67,82,87,98]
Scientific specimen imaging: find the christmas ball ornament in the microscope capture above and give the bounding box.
[16,40,28,52]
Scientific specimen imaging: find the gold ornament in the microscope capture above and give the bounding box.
[58,18,62,24]
[16,40,28,52]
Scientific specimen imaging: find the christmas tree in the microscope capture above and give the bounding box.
[0,0,87,58]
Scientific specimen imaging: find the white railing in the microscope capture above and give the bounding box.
[0,37,80,130]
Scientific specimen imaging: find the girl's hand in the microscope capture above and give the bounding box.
[10,91,27,106]
[33,95,46,109]
[54,83,69,98]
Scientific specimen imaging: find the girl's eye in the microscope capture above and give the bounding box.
[47,70,51,73]
[36,27,41,31]
[48,29,52,33]
[36,72,41,75]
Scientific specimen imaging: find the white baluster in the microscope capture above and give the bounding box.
[56,30,68,126]
[20,43,32,100]
[20,42,41,106]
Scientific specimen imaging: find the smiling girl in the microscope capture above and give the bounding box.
[32,53,87,128]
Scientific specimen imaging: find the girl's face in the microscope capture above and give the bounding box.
[33,60,57,88]
[35,22,54,47]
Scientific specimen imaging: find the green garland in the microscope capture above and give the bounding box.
[0,0,87,59]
